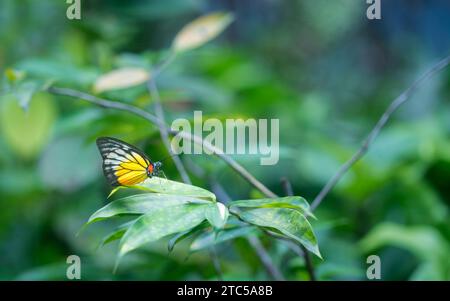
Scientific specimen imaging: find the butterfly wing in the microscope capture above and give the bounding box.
[96,137,152,186]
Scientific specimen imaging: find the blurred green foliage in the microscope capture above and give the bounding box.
[0,0,449,280]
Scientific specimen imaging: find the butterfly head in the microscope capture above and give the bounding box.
[148,161,163,177]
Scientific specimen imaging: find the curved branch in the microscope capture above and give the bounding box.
[46,86,277,198]
[311,54,450,210]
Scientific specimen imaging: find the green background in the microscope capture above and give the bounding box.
[0,0,449,280]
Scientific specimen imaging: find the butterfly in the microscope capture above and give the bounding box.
[96,137,162,186]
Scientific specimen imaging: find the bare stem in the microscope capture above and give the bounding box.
[311,54,450,210]
[247,236,285,281]
[152,49,177,78]
[209,246,224,281]
[147,79,191,184]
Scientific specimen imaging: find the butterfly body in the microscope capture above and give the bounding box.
[96,137,162,186]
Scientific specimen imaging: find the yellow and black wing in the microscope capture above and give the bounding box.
[96,137,153,186]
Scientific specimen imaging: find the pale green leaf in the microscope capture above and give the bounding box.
[87,193,210,225]
[205,202,229,229]
[133,177,216,202]
[168,221,208,252]
[237,208,322,259]
[93,67,150,93]
[190,226,257,252]
[172,12,234,52]
[230,196,316,219]
[0,92,56,159]
[359,223,450,280]
[118,204,208,258]
[99,221,134,247]
[359,223,449,262]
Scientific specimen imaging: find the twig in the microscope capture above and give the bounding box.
[152,49,177,78]
[280,177,293,196]
[147,78,191,184]
[47,87,164,127]
[209,246,224,281]
[281,177,316,281]
[311,54,450,210]
[46,86,276,197]
[179,131,277,198]
[247,236,285,281]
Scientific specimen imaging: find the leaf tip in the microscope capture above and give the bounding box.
[75,223,89,237]
[107,187,120,198]
[312,247,323,260]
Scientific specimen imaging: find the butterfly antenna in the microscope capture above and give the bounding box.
[160,153,181,163]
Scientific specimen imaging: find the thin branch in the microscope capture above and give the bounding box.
[47,87,164,127]
[247,236,285,281]
[281,177,316,281]
[209,246,224,281]
[280,177,293,196]
[147,79,191,184]
[46,86,276,197]
[152,50,177,78]
[178,131,277,198]
[311,54,450,210]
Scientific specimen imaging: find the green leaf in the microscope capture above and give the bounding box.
[359,222,449,280]
[0,92,56,159]
[130,177,216,202]
[172,12,234,52]
[168,221,208,252]
[359,223,450,280]
[93,67,150,93]
[237,208,322,259]
[190,226,258,252]
[87,193,210,225]
[102,228,128,247]
[360,223,449,260]
[230,196,316,219]
[205,202,229,229]
[99,221,134,247]
[118,204,208,261]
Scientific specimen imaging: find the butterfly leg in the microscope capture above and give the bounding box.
[160,171,168,191]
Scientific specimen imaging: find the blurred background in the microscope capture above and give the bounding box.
[0,0,449,280]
